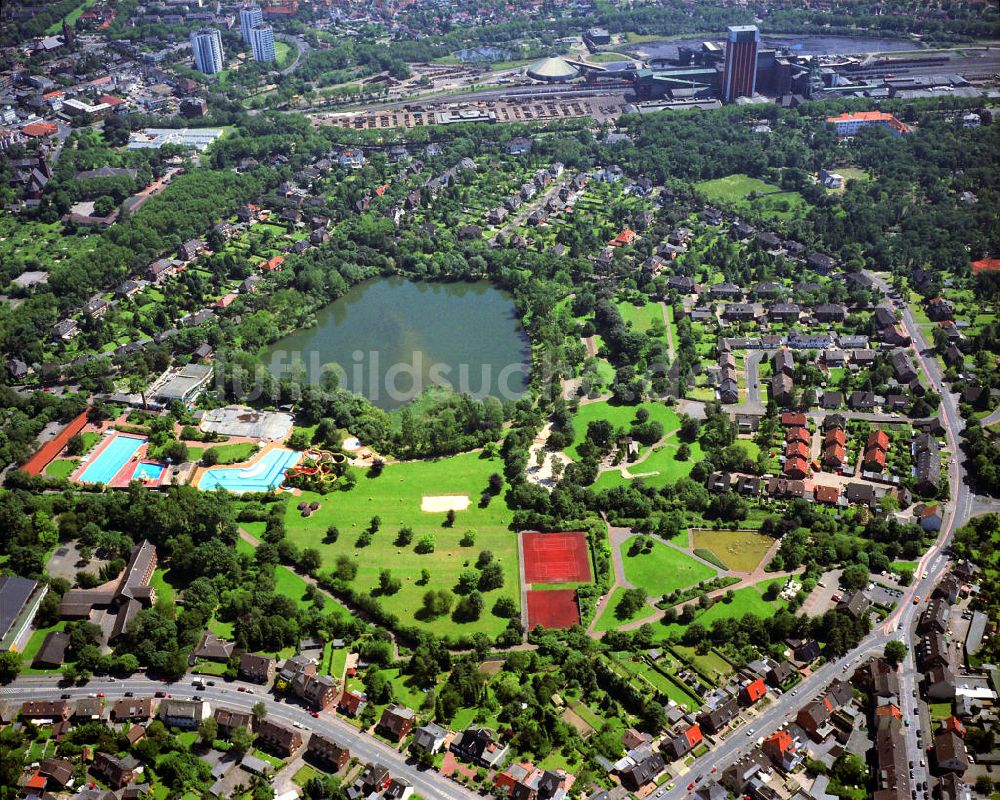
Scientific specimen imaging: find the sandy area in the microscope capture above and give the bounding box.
[420,494,470,512]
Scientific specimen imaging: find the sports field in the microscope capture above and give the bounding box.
[620,538,716,597]
[522,531,591,584]
[282,451,519,637]
[526,589,580,628]
[691,529,775,573]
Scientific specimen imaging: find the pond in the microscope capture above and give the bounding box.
[630,34,921,62]
[262,278,531,410]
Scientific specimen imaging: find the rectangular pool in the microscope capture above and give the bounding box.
[77,434,147,485]
[197,447,301,493]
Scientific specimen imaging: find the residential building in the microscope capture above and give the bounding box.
[306,733,350,770]
[338,689,367,717]
[193,630,234,662]
[250,23,275,63]
[239,5,263,42]
[378,705,416,742]
[32,631,69,668]
[20,700,70,721]
[214,707,254,736]
[663,724,703,760]
[111,698,154,722]
[239,653,275,683]
[618,748,666,792]
[411,722,448,754]
[934,730,969,774]
[697,696,739,734]
[190,29,224,74]
[92,752,139,789]
[451,727,509,768]
[257,719,302,757]
[159,699,210,728]
[762,730,802,771]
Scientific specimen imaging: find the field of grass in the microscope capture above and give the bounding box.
[274,40,292,67]
[46,0,96,33]
[594,587,657,632]
[616,300,666,334]
[672,645,734,681]
[586,51,632,63]
[45,459,78,479]
[658,586,782,640]
[149,568,175,606]
[566,401,681,460]
[620,538,716,598]
[204,442,257,464]
[690,529,775,573]
[695,173,810,220]
[614,654,700,710]
[282,451,519,638]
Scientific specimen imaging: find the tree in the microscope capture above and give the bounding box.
[299,548,322,574]
[198,717,218,746]
[478,562,504,591]
[395,526,413,546]
[230,726,253,756]
[334,555,358,580]
[492,596,517,618]
[840,564,869,592]
[459,529,476,547]
[883,640,907,667]
[66,433,85,456]
[378,569,401,595]
[615,588,647,619]
[445,509,456,527]
[323,525,340,544]
[0,651,20,683]
[368,515,381,534]
[252,701,267,722]
[415,534,436,554]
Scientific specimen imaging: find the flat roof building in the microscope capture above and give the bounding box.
[0,575,46,652]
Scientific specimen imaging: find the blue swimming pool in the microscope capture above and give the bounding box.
[78,434,147,485]
[198,447,301,493]
[134,462,165,482]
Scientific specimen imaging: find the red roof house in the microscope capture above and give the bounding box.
[814,485,840,505]
[684,724,703,749]
[783,456,809,479]
[780,412,807,427]
[741,678,766,705]
[867,430,889,451]
[971,259,1000,273]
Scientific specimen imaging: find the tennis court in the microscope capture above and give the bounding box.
[526,589,580,629]
[521,531,592,584]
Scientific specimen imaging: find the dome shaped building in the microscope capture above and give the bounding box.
[526,55,579,83]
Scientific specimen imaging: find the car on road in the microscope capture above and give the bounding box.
[125,691,134,697]
[155,691,166,697]
[310,711,319,718]
[60,693,70,699]
[913,596,920,604]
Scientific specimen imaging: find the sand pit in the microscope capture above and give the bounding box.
[421,494,470,513]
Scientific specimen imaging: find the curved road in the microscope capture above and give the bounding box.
[1,675,477,800]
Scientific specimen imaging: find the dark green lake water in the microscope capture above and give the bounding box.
[263,278,531,409]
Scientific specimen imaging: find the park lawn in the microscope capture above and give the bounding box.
[282,451,520,639]
[46,0,96,32]
[695,173,810,220]
[384,667,431,710]
[593,587,656,632]
[890,561,918,572]
[620,539,716,598]
[45,459,78,479]
[274,40,292,67]
[592,437,702,491]
[616,300,665,334]
[204,441,257,464]
[657,587,783,640]
[586,51,632,63]
[566,400,681,460]
[691,529,775,573]
[330,647,348,679]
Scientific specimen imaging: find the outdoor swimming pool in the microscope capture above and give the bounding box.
[77,434,147,485]
[133,462,165,482]
[197,447,302,493]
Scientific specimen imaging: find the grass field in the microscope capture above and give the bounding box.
[586,52,632,63]
[594,587,656,632]
[620,538,716,598]
[658,586,783,640]
[672,645,734,681]
[566,401,681,460]
[691,529,775,573]
[615,654,700,710]
[616,300,666,335]
[282,451,519,638]
[45,459,78,479]
[695,173,810,220]
[203,442,257,464]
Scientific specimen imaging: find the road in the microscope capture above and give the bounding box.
[1,675,477,800]
[656,271,977,799]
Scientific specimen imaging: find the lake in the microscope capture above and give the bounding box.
[630,34,921,62]
[263,278,531,410]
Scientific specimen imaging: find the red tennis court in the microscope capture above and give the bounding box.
[526,589,580,629]
[521,531,591,584]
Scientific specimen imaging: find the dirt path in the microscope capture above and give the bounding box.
[583,335,598,357]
